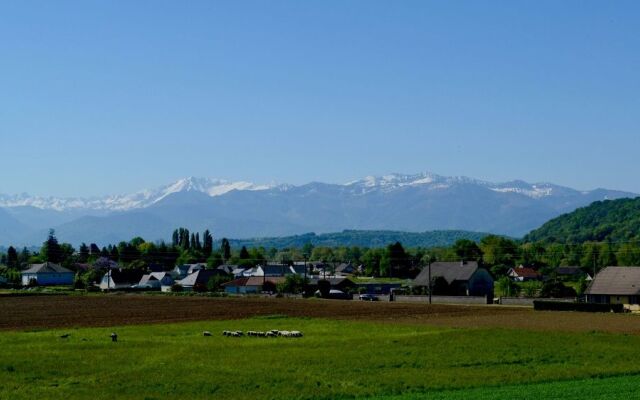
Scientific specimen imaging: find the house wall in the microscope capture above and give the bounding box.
[468,269,494,297]
[22,273,74,286]
[587,294,640,305]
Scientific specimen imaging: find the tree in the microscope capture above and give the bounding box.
[453,239,482,262]
[239,246,250,260]
[496,276,520,297]
[207,274,231,292]
[278,274,309,294]
[521,281,542,297]
[221,238,231,262]
[202,230,213,258]
[6,246,18,269]
[78,243,90,263]
[41,229,63,263]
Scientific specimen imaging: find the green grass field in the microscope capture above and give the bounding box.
[2,316,640,399]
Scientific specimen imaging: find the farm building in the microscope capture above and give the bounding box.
[222,277,286,294]
[507,265,542,282]
[412,261,494,297]
[99,269,145,290]
[176,269,227,291]
[21,263,74,286]
[586,266,640,305]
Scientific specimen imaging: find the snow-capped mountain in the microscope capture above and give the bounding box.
[0,172,636,245]
[0,177,278,211]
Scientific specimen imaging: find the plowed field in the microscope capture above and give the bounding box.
[2,294,639,333]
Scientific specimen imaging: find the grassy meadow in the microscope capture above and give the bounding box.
[2,316,640,399]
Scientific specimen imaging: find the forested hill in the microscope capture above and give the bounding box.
[524,197,640,244]
[223,230,491,249]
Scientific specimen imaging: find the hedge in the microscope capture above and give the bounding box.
[533,300,624,313]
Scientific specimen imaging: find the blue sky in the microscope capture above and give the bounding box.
[1,1,639,197]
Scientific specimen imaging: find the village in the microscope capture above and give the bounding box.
[7,258,640,311]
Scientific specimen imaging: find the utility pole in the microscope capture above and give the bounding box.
[428,257,432,305]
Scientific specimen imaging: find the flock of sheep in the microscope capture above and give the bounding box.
[209,329,304,338]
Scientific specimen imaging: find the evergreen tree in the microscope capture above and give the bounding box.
[239,246,250,260]
[195,233,202,250]
[202,230,213,258]
[41,229,63,263]
[7,246,18,269]
[18,247,31,268]
[78,243,90,263]
[221,238,231,262]
[172,230,179,247]
[89,243,101,257]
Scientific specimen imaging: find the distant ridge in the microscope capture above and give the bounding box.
[0,172,635,246]
[524,197,640,244]
[223,230,497,250]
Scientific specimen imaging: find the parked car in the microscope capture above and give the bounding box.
[359,294,379,301]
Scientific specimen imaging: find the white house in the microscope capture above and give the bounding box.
[21,263,74,286]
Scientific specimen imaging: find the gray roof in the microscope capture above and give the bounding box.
[586,267,640,296]
[412,261,479,286]
[177,269,225,287]
[22,263,73,274]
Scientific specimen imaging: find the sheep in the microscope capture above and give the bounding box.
[291,331,303,337]
[110,333,118,342]
[203,331,212,337]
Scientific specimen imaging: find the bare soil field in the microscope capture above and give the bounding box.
[2,294,640,333]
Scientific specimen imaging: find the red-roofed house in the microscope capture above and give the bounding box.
[507,265,542,282]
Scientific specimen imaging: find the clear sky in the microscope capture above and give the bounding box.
[1,0,639,197]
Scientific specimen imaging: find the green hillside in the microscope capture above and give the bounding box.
[524,197,640,243]
[223,230,492,249]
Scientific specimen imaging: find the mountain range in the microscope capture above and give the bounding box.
[0,173,636,246]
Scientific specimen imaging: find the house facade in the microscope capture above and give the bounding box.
[21,263,74,286]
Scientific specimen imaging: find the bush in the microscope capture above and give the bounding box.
[540,281,577,298]
[171,283,183,293]
[534,300,624,313]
